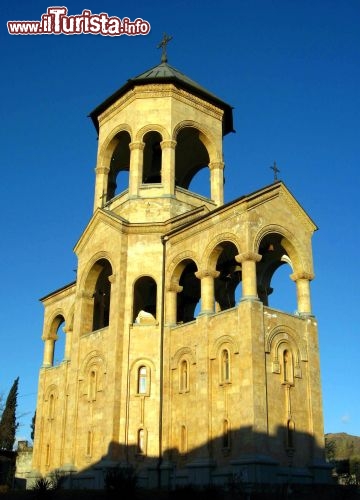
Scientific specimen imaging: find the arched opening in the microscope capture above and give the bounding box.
[177,261,200,323]
[175,127,210,194]
[51,315,65,366]
[133,276,157,323]
[107,131,131,200]
[257,234,296,313]
[142,131,162,183]
[214,242,241,311]
[91,259,112,331]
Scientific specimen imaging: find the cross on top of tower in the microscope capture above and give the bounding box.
[270,161,280,181]
[157,33,173,63]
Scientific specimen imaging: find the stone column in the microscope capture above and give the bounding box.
[209,160,224,206]
[195,270,219,314]
[64,327,72,361]
[166,282,183,325]
[129,141,145,197]
[93,165,110,211]
[290,271,314,315]
[161,140,177,196]
[42,338,55,367]
[235,252,262,300]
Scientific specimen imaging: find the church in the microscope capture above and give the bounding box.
[31,41,330,489]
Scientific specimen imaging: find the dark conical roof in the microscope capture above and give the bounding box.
[89,61,234,135]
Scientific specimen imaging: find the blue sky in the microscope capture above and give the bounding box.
[1,0,359,443]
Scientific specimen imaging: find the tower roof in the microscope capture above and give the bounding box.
[89,61,234,135]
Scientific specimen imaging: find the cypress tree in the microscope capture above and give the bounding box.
[0,377,19,450]
[31,410,36,441]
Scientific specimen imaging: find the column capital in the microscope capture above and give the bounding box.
[77,290,93,300]
[290,271,314,282]
[129,141,145,151]
[235,252,262,264]
[108,274,116,284]
[195,269,220,280]
[208,160,224,170]
[167,282,183,293]
[161,139,177,149]
[95,165,110,175]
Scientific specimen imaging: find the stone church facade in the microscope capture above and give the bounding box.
[31,53,329,489]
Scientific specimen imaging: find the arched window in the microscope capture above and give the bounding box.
[179,359,189,392]
[89,369,97,401]
[86,430,93,456]
[283,349,294,384]
[180,425,187,454]
[137,428,146,454]
[137,366,148,394]
[45,444,50,467]
[287,419,295,449]
[222,419,230,449]
[220,349,230,383]
[48,394,55,420]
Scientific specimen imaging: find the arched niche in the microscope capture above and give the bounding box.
[175,127,210,193]
[107,131,131,200]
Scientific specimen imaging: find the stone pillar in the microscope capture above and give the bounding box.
[161,140,177,196]
[209,160,224,206]
[129,141,145,197]
[64,327,72,361]
[93,165,110,211]
[195,270,219,314]
[235,252,262,300]
[42,338,55,367]
[290,271,314,315]
[166,282,183,325]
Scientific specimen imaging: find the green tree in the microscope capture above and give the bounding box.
[0,377,19,450]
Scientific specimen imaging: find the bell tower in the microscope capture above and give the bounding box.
[32,42,330,491]
[89,45,233,222]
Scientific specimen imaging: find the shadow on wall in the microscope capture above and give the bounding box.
[50,425,332,491]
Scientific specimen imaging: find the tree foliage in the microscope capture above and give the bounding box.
[0,377,19,451]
